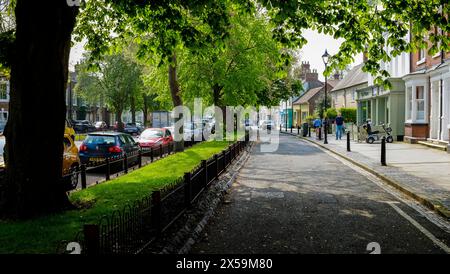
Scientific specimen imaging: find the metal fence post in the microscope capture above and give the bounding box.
[160,144,163,158]
[138,150,142,168]
[184,172,192,208]
[381,137,387,166]
[308,126,311,137]
[318,127,322,140]
[297,125,300,135]
[347,131,351,152]
[105,157,110,181]
[123,153,128,174]
[214,154,219,179]
[83,224,100,255]
[150,147,154,162]
[151,191,162,235]
[81,164,87,189]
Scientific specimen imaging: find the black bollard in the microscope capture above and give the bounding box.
[381,137,387,166]
[318,127,322,140]
[347,131,351,152]
[308,126,311,137]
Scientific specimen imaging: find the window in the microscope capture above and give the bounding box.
[416,86,425,120]
[0,82,8,101]
[417,49,426,64]
[406,87,412,120]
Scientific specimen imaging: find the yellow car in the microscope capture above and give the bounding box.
[65,118,76,140]
[63,133,81,189]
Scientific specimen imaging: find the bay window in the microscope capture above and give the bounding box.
[406,87,412,121]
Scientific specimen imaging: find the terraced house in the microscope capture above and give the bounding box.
[402,26,450,152]
[356,41,410,141]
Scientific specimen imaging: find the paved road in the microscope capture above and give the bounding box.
[190,134,450,254]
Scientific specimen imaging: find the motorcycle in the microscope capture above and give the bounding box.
[362,120,394,144]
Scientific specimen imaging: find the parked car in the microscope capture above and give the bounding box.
[123,122,141,135]
[0,134,81,188]
[136,122,145,132]
[62,133,81,188]
[244,119,258,131]
[184,122,204,140]
[73,120,95,133]
[113,121,124,131]
[138,128,173,148]
[79,132,140,165]
[94,121,108,130]
[259,120,274,130]
[65,118,76,140]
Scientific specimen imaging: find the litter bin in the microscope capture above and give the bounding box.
[302,123,309,137]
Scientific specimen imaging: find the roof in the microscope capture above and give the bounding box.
[293,80,338,105]
[331,63,368,92]
[293,86,323,105]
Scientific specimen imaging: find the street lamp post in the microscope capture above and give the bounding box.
[285,100,288,131]
[322,49,330,145]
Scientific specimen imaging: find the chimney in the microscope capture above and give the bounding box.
[301,61,310,72]
[305,69,318,82]
[333,71,341,80]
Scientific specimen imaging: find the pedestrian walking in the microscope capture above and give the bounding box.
[313,117,322,138]
[335,112,344,140]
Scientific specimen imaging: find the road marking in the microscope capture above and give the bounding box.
[386,202,450,254]
[300,139,450,252]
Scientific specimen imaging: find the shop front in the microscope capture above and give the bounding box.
[356,78,405,141]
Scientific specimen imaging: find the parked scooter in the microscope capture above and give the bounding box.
[362,120,394,144]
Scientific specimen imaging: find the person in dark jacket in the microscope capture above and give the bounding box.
[335,113,344,140]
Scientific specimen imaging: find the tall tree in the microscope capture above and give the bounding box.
[75,52,143,131]
[0,1,78,218]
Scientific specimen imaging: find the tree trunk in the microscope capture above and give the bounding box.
[130,96,136,124]
[0,1,78,219]
[116,110,123,132]
[103,107,109,126]
[168,53,184,152]
[142,94,148,127]
[213,83,225,138]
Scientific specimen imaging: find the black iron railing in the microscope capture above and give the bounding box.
[74,137,250,254]
[60,140,202,192]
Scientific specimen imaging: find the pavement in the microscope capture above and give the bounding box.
[297,130,450,218]
[190,134,450,254]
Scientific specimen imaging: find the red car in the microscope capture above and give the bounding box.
[137,128,173,148]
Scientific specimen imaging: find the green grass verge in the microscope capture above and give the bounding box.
[0,140,231,254]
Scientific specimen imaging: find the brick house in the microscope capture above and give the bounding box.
[402,30,450,148]
[330,63,367,110]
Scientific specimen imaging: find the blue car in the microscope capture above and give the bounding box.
[79,132,140,165]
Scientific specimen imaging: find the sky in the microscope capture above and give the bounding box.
[300,29,363,81]
[69,30,363,81]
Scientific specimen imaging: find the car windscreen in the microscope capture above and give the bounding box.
[84,135,116,145]
[141,129,163,139]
